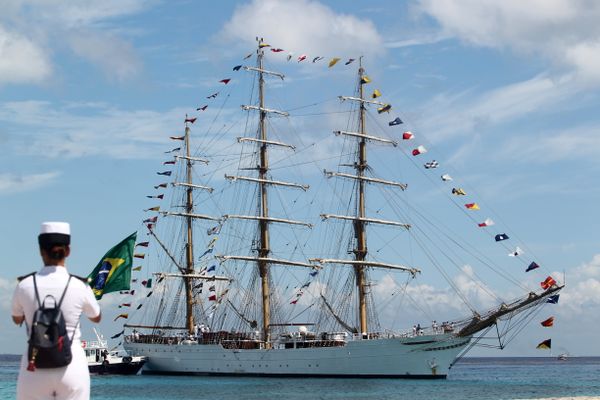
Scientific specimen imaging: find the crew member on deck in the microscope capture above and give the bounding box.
[11,222,102,400]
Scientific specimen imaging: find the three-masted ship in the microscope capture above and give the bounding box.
[123,39,562,378]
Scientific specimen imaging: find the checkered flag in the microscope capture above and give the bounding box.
[424,160,439,169]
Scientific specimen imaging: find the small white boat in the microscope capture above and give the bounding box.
[83,329,146,375]
[557,353,568,361]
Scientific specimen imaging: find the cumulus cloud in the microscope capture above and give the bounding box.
[556,254,600,317]
[0,277,14,312]
[218,0,384,60]
[0,0,149,85]
[417,0,600,84]
[0,25,52,85]
[372,265,499,326]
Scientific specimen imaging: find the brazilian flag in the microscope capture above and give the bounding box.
[88,232,137,300]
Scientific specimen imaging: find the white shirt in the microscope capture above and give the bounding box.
[11,266,101,343]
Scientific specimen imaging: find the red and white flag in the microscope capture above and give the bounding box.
[412,145,427,156]
[402,131,414,140]
[478,218,495,227]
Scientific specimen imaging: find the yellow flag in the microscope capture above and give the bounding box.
[372,89,381,98]
[114,313,129,321]
[328,57,341,68]
[259,43,270,48]
[133,266,142,271]
[361,75,371,84]
[377,104,392,113]
[465,203,480,210]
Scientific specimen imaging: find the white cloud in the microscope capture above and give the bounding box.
[557,254,600,317]
[417,0,600,84]
[0,0,149,85]
[68,31,141,81]
[0,100,239,159]
[412,74,574,142]
[385,32,450,49]
[27,0,150,28]
[0,172,60,194]
[0,277,14,312]
[0,25,52,85]
[502,124,600,163]
[218,0,384,60]
[372,265,498,325]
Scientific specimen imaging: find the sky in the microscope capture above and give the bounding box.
[1,0,600,357]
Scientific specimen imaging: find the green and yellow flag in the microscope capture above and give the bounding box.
[88,232,136,299]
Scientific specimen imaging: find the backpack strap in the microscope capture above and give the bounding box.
[32,274,42,309]
[17,272,35,282]
[33,273,73,309]
[57,275,72,308]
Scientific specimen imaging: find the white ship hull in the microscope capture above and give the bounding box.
[124,333,470,378]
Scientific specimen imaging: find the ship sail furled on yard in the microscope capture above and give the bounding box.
[123,39,563,378]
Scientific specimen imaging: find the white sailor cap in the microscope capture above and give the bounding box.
[38,221,71,247]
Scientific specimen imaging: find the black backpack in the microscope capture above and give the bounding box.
[26,274,74,371]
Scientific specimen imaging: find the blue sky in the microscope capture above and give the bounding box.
[1,0,600,357]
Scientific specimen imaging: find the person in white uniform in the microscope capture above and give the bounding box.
[11,222,102,400]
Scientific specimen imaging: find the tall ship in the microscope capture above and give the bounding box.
[122,39,563,378]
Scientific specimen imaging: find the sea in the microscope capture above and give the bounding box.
[1,355,599,400]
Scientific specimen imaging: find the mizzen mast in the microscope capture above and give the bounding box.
[355,61,369,335]
[314,59,420,336]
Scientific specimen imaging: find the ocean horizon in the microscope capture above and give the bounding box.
[1,355,599,399]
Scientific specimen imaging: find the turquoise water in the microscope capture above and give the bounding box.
[1,356,600,399]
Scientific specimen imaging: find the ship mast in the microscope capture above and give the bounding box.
[355,59,368,335]
[257,40,272,344]
[313,61,421,336]
[184,122,195,334]
[219,38,314,344]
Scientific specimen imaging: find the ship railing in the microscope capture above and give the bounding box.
[348,327,454,341]
[83,339,108,349]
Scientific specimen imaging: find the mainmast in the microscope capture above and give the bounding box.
[257,40,272,344]
[220,38,313,344]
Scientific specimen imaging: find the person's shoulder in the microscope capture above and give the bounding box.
[16,272,36,283]
[69,274,92,288]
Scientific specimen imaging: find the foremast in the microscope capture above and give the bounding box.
[154,120,219,335]
[183,122,195,334]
